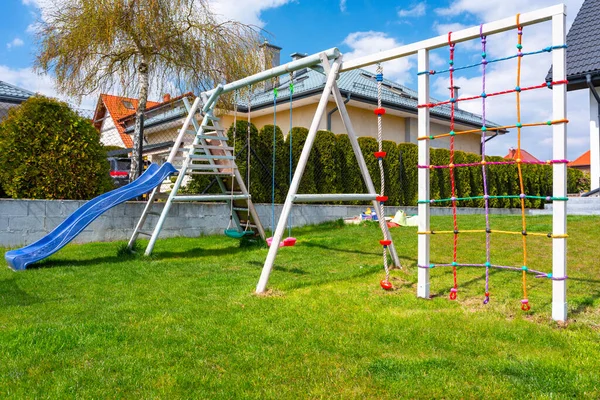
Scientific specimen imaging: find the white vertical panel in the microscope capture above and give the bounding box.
[417,48,431,299]
[590,88,600,191]
[552,11,568,322]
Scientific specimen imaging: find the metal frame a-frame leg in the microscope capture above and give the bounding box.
[256,55,400,293]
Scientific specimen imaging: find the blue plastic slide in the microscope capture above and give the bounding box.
[5,162,177,271]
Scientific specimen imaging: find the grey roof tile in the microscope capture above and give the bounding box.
[547,0,600,82]
[0,81,34,102]
[247,68,497,128]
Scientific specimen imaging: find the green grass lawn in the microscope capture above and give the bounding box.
[1,214,599,399]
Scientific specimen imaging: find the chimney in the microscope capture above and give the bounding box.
[290,52,307,61]
[260,39,282,91]
[163,93,171,103]
[448,85,460,109]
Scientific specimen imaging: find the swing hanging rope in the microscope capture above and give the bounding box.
[374,64,392,290]
[226,90,239,231]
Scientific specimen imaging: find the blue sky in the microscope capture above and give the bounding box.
[0,0,591,159]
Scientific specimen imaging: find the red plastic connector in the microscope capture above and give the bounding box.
[374,107,386,116]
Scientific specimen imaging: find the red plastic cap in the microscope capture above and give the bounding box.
[380,280,393,290]
[374,151,387,159]
[380,240,392,246]
[374,107,386,116]
[376,196,388,202]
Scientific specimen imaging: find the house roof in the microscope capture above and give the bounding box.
[246,68,500,129]
[503,148,540,162]
[121,92,194,133]
[93,94,160,148]
[0,81,35,103]
[547,0,600,90]
[568,150,590,167]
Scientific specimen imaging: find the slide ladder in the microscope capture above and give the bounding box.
[129,96,265,256]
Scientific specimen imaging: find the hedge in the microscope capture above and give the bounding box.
[185,122,589,209]
[0,96,112,199]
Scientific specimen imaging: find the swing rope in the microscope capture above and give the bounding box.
[272,83,278,235]
[375,64,391,289]
[244,86,252,232]
[226,90,239,231]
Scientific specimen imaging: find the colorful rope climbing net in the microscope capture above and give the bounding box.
[415,16,569,310]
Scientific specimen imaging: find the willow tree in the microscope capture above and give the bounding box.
[34,0,262,179]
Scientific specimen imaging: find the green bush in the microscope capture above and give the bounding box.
[288,127,317,198]
[258,124,289,203]
[382,140,401,206]
[314,130,340,195]
[398,143,418,206]
[0,96,112,199]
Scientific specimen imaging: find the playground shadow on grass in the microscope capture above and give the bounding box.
[247,260,309,275]
[302,242,380,256]
[28,244,252,270]
[0,278,42,307]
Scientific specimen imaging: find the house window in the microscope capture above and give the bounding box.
[122,101,135,110]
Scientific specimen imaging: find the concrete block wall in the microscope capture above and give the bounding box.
[0,199,528,248]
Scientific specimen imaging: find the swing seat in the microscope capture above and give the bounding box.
[224,229,254,239]
[283,237,297,247]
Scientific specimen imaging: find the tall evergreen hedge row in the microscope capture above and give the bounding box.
[185,123,587,209]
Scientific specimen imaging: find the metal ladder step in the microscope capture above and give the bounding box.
[192,144,234,151]
[137,231,153,236]
[201,125,225,131]
[196,134,229,141]
[186,164,237,171]
[189,154,235,161]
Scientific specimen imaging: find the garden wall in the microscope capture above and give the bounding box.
[0,199,525,247]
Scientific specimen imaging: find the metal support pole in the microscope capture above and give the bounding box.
[551,10,568,322]
[256,56,342,293]
[417,48,431,299]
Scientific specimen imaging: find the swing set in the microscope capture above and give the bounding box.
[130,4,569,321]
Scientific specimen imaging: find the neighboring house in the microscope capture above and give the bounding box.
[504,147,541,162]
[92,94,161,148]
[0,80,34,120]
[99,46,505,165]
[547,0,600,192]
[568,150,591,174]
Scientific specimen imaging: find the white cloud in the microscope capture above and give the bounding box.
[209,0,294,27]
[343,31,414,85]
[398,2,426,18]
[340,0,347,12]
[24,0,294,28]
[6,38,24,49]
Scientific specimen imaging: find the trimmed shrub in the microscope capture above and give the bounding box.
[0,96,112,199]
[398,143,418,206]
[258,124,289,203]
[358,136,379,193]
[314,130,340,195]
[288,127,317,198]
[382,140,401,206]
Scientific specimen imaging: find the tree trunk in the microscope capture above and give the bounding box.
[131,60,149,181]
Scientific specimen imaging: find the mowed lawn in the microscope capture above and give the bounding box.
[0,214,599,399]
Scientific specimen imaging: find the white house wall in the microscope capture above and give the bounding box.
[100,112,127,148]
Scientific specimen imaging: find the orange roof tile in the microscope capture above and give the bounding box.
[503,148,540,163]
[93,94,160,148]
[568,150,590,167]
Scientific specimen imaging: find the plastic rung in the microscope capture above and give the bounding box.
[374,151,387,159]
[380,240,392,246]
[147,211,161,216]
[206,115,220,121]
[376,196,388,202]
[233,207,249,212]
[187,164,237,170]
[201,125,225,131]
[374,108,386,116]
[192,144,234,151]
[137,231,153,236]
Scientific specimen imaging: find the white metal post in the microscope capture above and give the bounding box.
[256,57,343,293]
[417,48,430,299]
[552,11,568,322]
[590,88,600,192]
